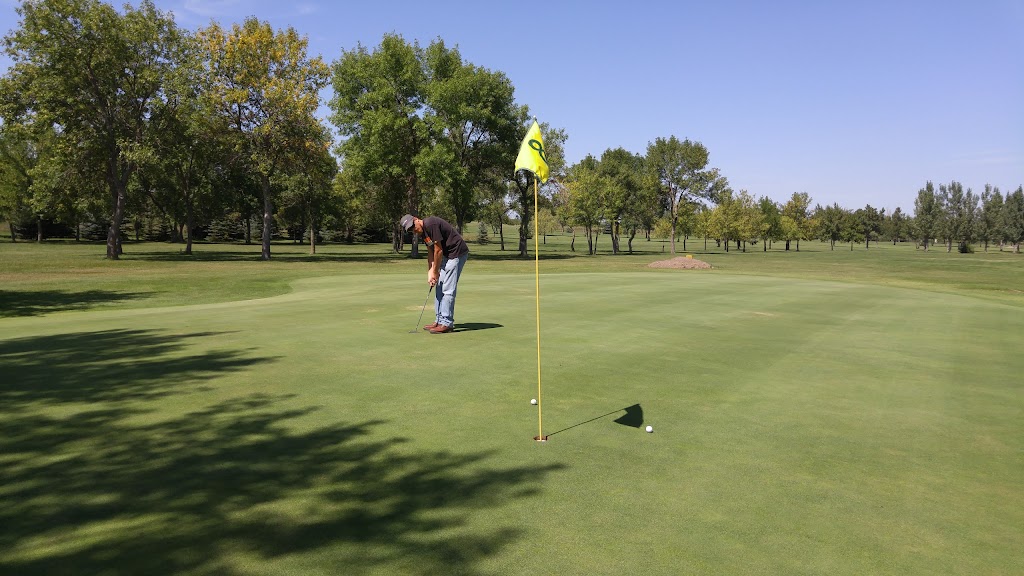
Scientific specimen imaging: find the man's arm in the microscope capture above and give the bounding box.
[427,242,442,286]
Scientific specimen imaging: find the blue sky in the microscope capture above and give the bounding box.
[1,0,1021,213]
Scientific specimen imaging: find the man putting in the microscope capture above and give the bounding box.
[401,214,469,334]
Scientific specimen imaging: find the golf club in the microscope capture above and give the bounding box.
[409,285,434,333]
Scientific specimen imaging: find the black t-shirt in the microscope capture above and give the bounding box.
[422,217,469,260]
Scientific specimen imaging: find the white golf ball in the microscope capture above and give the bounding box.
[531,398,537,405]
[645,425,654,433]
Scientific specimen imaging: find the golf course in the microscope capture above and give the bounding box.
[1,236,1021,575]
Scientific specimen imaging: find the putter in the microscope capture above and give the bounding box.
[409,285,434,333]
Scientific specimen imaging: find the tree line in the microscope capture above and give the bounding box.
[1,0,1020,260]
[556,143,1024,254]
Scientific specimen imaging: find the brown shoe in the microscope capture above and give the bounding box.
[429,324,453,334]
[423,322,439,331]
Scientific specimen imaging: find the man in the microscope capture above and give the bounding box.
[400,214,469,334]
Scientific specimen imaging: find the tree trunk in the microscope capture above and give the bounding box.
[36,216,42,243]
[185,204,194,256]
[309,209,316,255]
[106,180,127,260]
[785,239,791,251]
[628,229,636,254]
[9,222,16,242]
[260,173,273,261]
[499,220,505,251]
[570,230,575,252]
[669,212,677,254]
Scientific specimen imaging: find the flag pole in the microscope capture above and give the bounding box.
[534,174,545,441]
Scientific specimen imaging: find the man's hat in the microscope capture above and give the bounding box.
[400,214,416,231]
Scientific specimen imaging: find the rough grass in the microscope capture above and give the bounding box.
[1,233,1022,575]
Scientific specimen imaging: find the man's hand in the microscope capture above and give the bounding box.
[428,271,439,287]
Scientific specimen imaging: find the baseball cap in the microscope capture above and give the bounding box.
[400,214,415,231]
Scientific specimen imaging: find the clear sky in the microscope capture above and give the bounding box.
[1,0,1021,213]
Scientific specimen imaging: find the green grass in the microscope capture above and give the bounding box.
[1,236,1022,575]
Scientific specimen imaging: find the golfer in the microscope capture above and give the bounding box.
[400,214,469,334]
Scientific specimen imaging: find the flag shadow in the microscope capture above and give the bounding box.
[546,404,643,437]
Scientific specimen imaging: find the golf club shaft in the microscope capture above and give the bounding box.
[410,285,433,332]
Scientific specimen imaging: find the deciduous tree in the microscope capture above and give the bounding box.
[0,0,180,258]
[200,17,328,260]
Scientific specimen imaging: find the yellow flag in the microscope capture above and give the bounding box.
[514,120,549,183]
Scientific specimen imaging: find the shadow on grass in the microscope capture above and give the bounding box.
[454,322,503,332]
[0,329,563,575]
[547,404,644,437]
[126,250,399,264]
[0,329,269,408]
[0,290,152,318]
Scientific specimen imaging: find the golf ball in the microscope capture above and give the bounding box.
[531,398,538,405]
[645,425,654,433]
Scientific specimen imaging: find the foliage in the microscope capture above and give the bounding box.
[646,136,726,254]
[914,181,941,250]
[0,0,181,258]
[199,17,329,260]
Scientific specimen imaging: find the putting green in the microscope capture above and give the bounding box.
[1,271,1021,575]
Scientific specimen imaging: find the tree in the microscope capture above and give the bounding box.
[758,196,782,251]
[421,41,522,234]
[887,206,908,244]
[979,185,1003,252]
[816,203,846,250]
[1002,186,1024,253]
[0,0,180,258]
[938,181,975,252]
[201,17,329,261]
[781,192,812,251]
[596,147,645,254]
[562,156,605,255]
[144,30,227,255]
[646,136,725,255]
[859,204,884,249]
[914,181,940,251]
[708,188,743,251]
[278,132,338,254]
[840,209,863,250]
[735,190,763,251]
[0,122,55,241]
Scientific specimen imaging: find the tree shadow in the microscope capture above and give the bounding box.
[464,252,577,262]
[0,329,270,409]
[126,250,399,264]
[0,329,564,575]
[0,290,153,318]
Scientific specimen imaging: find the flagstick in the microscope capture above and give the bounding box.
[534,175,546,442]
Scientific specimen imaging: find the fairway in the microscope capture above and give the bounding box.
[2,248,1023,575]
